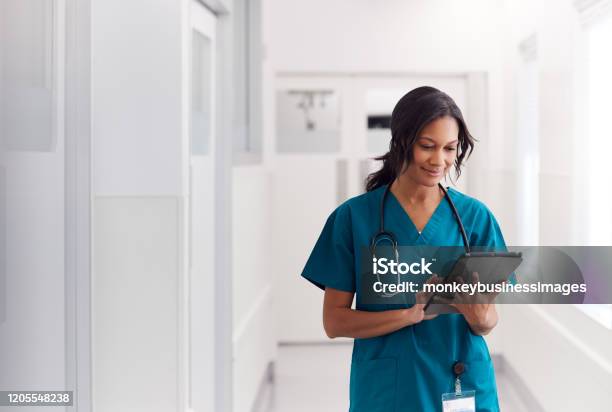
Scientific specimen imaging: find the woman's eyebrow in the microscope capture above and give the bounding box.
[418,136,459,144]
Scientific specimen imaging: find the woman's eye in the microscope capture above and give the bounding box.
[420,145,434,149]
[445,147,457,151]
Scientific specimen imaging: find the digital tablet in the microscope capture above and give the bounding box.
[424,252,523,315]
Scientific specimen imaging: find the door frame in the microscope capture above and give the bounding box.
[186,1,233,411]
[65,0,92,410]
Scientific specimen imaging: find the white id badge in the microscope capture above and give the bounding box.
[441,390,475,412]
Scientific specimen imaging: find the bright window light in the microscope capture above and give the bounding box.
[516,36,539,246]
[586,13,612,245]
[579,11,612,329]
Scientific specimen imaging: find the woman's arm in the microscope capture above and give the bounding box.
[322,287,434,339]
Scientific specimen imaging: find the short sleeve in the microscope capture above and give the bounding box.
[470,204,517,285]
[301,204,356,292]
[471,205,506,250]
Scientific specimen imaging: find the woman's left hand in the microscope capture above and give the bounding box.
[447,272,501,335]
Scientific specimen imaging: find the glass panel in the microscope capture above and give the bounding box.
[232,0,247,152]
[0,0,55,152]
[191,29,211,156]
[233,0,263,156]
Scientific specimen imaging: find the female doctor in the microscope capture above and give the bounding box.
[301,86,508,412]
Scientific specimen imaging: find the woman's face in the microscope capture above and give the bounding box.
[403,116,459,187]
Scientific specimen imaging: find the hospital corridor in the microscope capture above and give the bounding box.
[1,0,612,411]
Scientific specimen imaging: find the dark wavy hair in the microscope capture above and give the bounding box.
[365,86,475,192]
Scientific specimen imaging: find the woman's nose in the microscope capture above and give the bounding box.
[430,149,445,166]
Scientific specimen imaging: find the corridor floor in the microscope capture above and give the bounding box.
[260,343,531,412]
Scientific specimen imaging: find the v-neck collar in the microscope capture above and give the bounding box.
[386,185,449,244]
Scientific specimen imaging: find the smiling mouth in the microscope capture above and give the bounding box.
[422,167,443,176]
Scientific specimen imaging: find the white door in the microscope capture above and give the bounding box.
[188,2,216,411]
[0,0,70,408]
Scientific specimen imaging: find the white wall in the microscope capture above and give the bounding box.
[93,198,181,412]
[92,0,184,197]
[232,166,276,412]
[267,0,503,73]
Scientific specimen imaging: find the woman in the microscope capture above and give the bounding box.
[301,86,508,411]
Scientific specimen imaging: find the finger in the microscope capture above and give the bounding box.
[472,271,479,284]
[435,294,454,305]
[485,280,506,297]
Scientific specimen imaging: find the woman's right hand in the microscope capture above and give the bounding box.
[322,276,443,339]
[408,275,443,323]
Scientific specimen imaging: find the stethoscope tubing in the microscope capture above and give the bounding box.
[370,182,471,298]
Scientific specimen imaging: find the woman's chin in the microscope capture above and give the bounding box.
[417,177,441,187]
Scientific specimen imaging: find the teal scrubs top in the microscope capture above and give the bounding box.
[301,185,508,412]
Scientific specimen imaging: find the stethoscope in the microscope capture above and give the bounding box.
[370,182,471,297]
